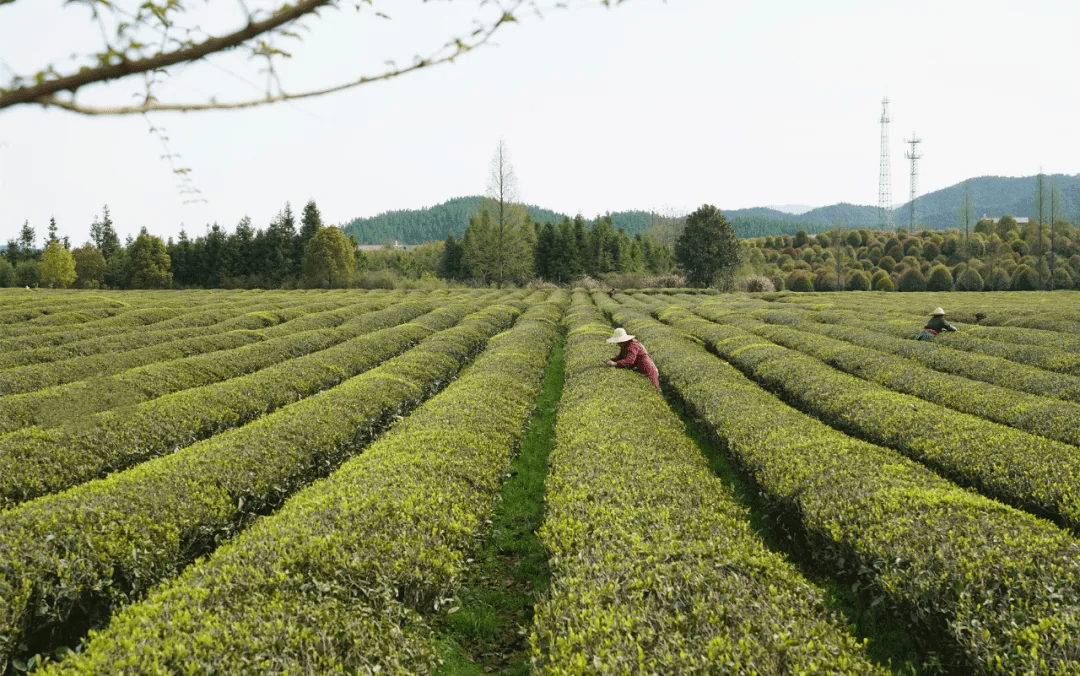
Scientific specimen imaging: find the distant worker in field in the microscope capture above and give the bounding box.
[603,327,661,390]
[917,307,957,341]
[607,288,616,298]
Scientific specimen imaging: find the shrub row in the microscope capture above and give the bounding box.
[0,293,308,351]
[795,306,1080,377]
[0,295,397,394]
[669,305,1080,532]
[0,296,528,673]
[0,304,129,328]
[529,291,882,675]
[39,292,566,675]
[724,311,1080,451]
[966,324,1080,353]
[0,331,270,396]
[0,293,386,369]
[0,297,465,508]
[970,311,1080,335]
[0,296,442,434]
[597,294,1080,674]
[734,304,1080,404]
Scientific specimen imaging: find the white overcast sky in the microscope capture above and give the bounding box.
[2,0,1079,245]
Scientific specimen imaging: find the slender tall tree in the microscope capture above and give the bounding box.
[1049,180,1064,289]
[1034,171,1048,284]
[485,138,521,287]
[90,206,121,261]
[832,221,846,290]
[957,181,976,263]
[18,221,36,258]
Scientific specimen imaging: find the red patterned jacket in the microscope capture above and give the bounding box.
[612,339,660,390]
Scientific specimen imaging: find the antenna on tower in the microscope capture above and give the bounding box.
[904,133,923,231]
[878,97,893,229]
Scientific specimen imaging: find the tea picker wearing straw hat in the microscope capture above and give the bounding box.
[917,307,957,341]
[603,328,661,390]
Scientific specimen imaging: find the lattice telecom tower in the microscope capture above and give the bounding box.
[878,97,893,229]
[904,133,922,230]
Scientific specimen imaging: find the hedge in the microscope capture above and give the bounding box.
[529,291,883,675]
[726,312,1080,451]
[736,305,1080,404]
[0,295,406,395]
[0,295,445,434]
[669,305,1080,533]
[0,295,528,673]
[0,297,475,508]
[40,292,566,675]
[0,291,329,350]
[966,324,1080,353]
[793,307,1080,377]
[598,294,1080,674]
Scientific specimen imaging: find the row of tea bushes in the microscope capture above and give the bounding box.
[0,305,128,328]
[0,291,335,348]
[598,294,1080,675]
[0,297,528,673]
[662,304,1080,533]
[42,293,566,675]
[0,300,333,370]
[788,305,1080,376]
[727,305,1080,404]
[965,324,1080,352]
[0,331,268,396]
[0,296,442,434]
[529,292,883,675]
[0,295,401,394]
[0,297,485,508]
[0,296,221,338]
[709,309,1080,449]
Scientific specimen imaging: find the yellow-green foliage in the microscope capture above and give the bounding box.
[42,292,568,675]
[730,303,1080,404]
[674,306,1080,532]
[0,297,487,507]
[0,290,336,349]
[730,309,1080,450]
[0,293,373,382]
[0,296,439,433]
[597,294,1080,674]
[785,305,1080,377]
[0,298,526,673]
[529,290,883,675]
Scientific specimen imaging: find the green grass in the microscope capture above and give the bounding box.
[432,330,565,676]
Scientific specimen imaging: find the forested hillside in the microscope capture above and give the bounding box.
[342,175,1080,244]
[340,197,658,244]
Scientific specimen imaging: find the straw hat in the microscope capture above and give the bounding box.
[606,327,635,343]
[931,308,946,316]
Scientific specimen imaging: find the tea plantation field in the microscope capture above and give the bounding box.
[1,287,1078,675]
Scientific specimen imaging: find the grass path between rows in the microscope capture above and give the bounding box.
[665,393,937,675]
[430,317,939,674]
[433,330,566,676]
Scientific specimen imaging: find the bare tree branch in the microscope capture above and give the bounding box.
[19,10,518,115]
[0,0,334,110]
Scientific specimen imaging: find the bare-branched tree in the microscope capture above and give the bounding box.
[1,0,627,116]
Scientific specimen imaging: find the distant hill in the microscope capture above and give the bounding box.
[768,204,815,215]
[896,174,1080,229]
[340,196,658,244]
[340,174,1080,244]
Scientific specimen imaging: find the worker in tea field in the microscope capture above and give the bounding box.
[916,307,957,341]
[603,327,661,390]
